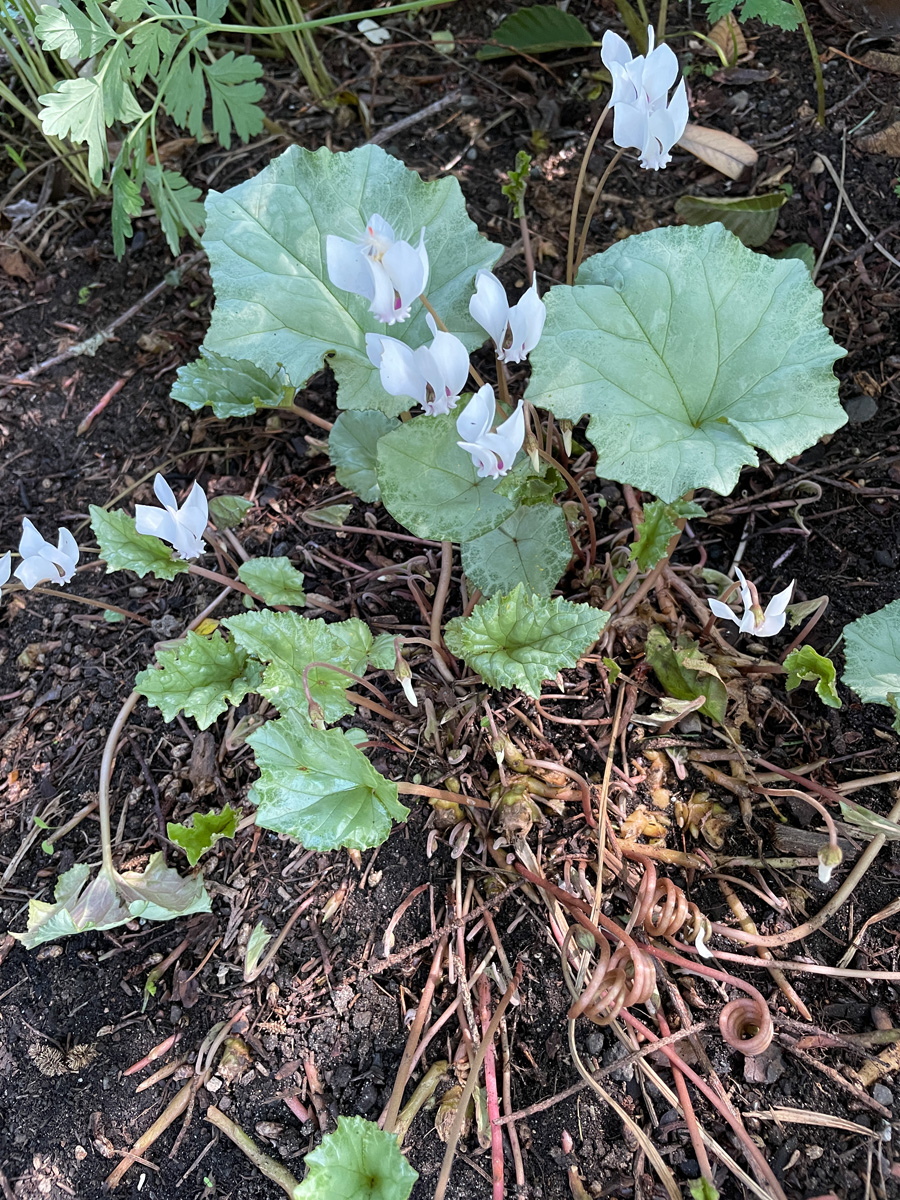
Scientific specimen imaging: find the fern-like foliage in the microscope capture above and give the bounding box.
[705,0,802,30]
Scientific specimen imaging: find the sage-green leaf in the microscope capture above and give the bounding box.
[171,350,295,418]
[90,505,189,581]
[462,504,572,597]
[168,806,238,867]
[135,629,263,728]
[208,495,253,529]
[295,1115,417,1200]
[369,631,400,671]
[248,712,409,851]
[783,645,841,709]
[376,410,517,541]
[644,626,727,723]
[329,410,399,502]
[238,556,306,606]
[842,599,900,724]
[444,583,608,698]
[527,223,847,502]
[630,500,705,570]
[675,192,787,247]
[201,144,501,415]
[225,611,371,722]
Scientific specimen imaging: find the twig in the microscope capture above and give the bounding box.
[369,90,463,145]
[206,1106,302,1198]
[77,375,131,436]
[479,975,505,1200]
[381,936,448,1131]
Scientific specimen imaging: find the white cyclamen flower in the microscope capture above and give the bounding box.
[366,314,469,415]
[327,214,429,325]
[14,518,79,589]
[0,551,10,588]
[469,271,546,364]
[456,384,526,480]
[135,474,208,560]
[601,25,689,170]
[708,567,794,638]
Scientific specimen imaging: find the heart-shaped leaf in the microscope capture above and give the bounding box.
[329,410,399,501]
[527,223,847,502]
[462,503,572,596]
[199,144,501,415]
[842,598,900,727]
[296,1116,417,1200]
[135,629,263,729]
[237,556,306,606]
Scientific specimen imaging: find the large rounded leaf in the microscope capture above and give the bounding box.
[376,410,517,541]
[526,223,846,502]
[200,144,501,415]
[842,598,900,724]
[461,504,572,596]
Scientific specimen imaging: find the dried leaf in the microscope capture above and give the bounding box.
[857,121,900,156]
[708,14,748,61]
[858,50,900,74]
[678,122,758,179]
[0,246,34,281]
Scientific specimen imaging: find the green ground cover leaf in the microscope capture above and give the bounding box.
[674,192,787,247]
[630,500,705,570]
[329,411,400,502]
[248,712,409,851]
[172,351,295,418]
[444,584,607,698]
[225,611,372,722]
[90,505,190,580]
[527,223,846,502]
[842,599,900,728]
[478,5,593,59]
[462,504,572,597]
[784,645,841,708]
[168,806,238,866]
[645,626,727,723]
[135,629,263,728]
[238,557,307,606]
[376,410,517,541]
[200,144,502,415]
[296,1115,418,1200]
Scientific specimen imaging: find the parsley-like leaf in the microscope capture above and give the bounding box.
[38,79,108,186]
[202,52,265,148]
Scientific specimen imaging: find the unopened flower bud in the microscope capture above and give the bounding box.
[560,419,573,457]
[817,842,842,883]
[523,429,541,473]
[393,647,418,707]
[307,699,326,728]
[694,917,713,959]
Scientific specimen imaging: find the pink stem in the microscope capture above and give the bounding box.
[479,974,505,1200]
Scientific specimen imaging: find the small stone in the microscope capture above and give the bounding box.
[844,394,878,424]
[74,1146,87,1162]
[873,1084,894,1106]
[205,1076,222,1093]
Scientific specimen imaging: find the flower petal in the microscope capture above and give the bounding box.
[504,275,546,362]
[180,482,209,539]
[326,234,374,300]
[766,579,795,618]
[469,270,510,349]
[153,473,178,512]
[367,333,426,402]
[642,41,678,103]
[19,517,52,561]
[381,238,428,323]
[0,551,10,588]
[14,554,57,591]
[612,101,649,153]
[457,439,501,479]
[600,29,633,70]
[456,384,495,443]
[708,597,740,625]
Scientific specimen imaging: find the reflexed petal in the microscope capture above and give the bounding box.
[382,239,428,323]
[326,234,374,299]
[708,597,740,625]
[367,333,426,401]
[153,473,178,512]
[612,101,649,153]
[0,551,10,588]
[646,24,656,54]
[457,439,501,479]
[490,400,525,472]
[642,41,678,103]
[364,214,396,253]
[180,483,209,538]
[469,270,510,349]
[365,257,398,323]
[135,506,181,546]
[600,29,633,70]
[766,580,794,618]
[504,276,546,362]
[667,78,689,142]
[456,384,495,443]
[19,517,52,561]
[734,567,753,612]
[423,317,470,406]
[608,59,642,107]
[14,554,58,590]
[56,528,79,579]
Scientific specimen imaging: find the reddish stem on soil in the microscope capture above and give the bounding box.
[479,975,505,1200]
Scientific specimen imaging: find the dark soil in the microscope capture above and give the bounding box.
[2,2,900,1198]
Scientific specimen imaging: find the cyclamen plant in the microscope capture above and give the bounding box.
[2,25,854,952]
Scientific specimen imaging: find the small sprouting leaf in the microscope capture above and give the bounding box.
[200,144,500,415]
[444,584,608,699]
[783,646,841,709]
[38,79,108,185]
[144,165,205,255]
[495,464,565,506]
[688,1178,721,1200]
[295,1115,417,1200]
[111,165,144,258]
[248,711,409,852]
[36,0,114,59]
[838,798,900,842]
[243,921,272,980]
[376,410,517,542]
[674,192,787,247]
[645,627,727,723]
[201,52,265,149]
[527,224,847,502]
[208,495,253,529]
[90,505,190,581]
[172,350,294,418]
[238,557,306,606]
[478,5,593,59]
[461,504,572,597]
[225,611,372,723]
[501,150,533,219]
[168,806,238,867]
[135,629,263,729]
[842,598,900,725]
[329,411,399,502]
[630,500,705,570]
